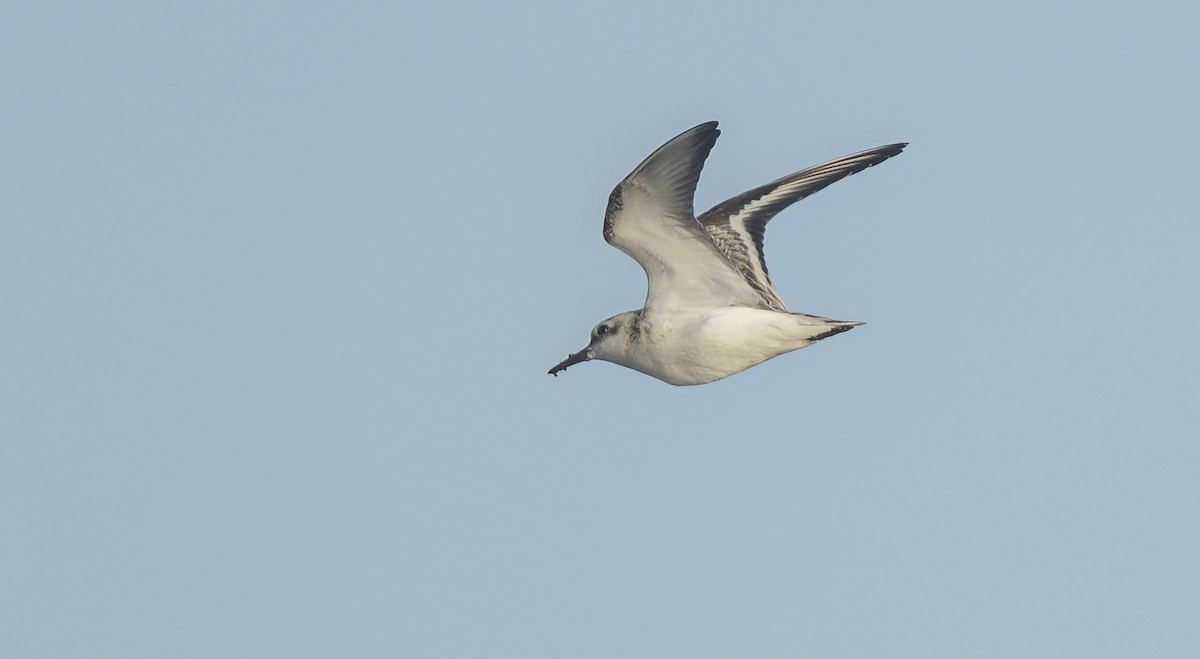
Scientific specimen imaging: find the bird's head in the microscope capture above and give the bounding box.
[548,311,640,377]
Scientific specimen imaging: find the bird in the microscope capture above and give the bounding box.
[548,121,905,386]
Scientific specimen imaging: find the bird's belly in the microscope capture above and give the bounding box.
[628,309,809,385]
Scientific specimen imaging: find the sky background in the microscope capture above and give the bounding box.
[3,2,1198,657]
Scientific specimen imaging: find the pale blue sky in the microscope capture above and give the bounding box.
[3,2,1198,657]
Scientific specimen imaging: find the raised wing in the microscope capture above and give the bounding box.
[603,122,768,312]
[699,143,907,311]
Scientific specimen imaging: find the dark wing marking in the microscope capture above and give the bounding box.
[698,143,907,310]
[603,122,769,312]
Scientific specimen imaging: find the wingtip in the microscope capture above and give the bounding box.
[856,142,907,166]
[682,121,720,140]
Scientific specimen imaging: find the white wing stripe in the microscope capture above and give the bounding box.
[603,122,772,312]
[700,143,907,310]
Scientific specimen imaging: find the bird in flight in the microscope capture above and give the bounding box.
[549,121,905,385]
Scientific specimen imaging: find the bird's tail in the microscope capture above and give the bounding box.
[790,313,863,343]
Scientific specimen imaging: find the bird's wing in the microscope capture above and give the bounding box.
[603,122,768,313]
[698,143,907,311]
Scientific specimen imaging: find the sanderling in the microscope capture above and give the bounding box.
[549,122,905,385]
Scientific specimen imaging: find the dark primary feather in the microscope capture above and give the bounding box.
[698,142,907,309]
